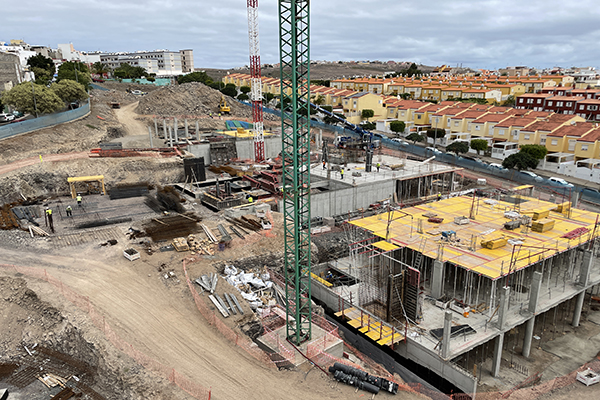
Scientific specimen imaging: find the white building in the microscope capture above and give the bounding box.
[99,49,191,76]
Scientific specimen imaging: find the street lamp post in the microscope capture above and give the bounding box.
[30,80,39,118]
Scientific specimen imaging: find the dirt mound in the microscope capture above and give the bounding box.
[91,88,140,106]
[135,82,274,120]
[0,275,192,400]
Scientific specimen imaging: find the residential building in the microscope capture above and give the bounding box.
[575,99,600,121]
[543,96,583,115]
[545,122,597,154]
[180,49,194,73]
[99,49,187,76]
[515,93,554,110]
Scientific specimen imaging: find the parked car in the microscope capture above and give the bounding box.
[548,177,574,188]
[391,138,408,146]
[0,113,16,122]
[11,110,24,118]
[425,147,442,154]
[488,163,509,173]
[518,171,543,182]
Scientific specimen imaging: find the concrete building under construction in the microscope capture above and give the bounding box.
[309,186,600,395]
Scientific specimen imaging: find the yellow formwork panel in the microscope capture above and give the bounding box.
[372,240,399,252]
[349,195,600,280]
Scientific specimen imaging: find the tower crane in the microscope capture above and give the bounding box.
[278,0,312,345]
[247,0,265,162]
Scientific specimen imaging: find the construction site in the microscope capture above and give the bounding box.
[2,2,600,400]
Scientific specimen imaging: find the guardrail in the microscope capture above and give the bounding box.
[0,98,91,141]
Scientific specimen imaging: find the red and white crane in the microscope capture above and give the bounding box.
[247,0,265,162]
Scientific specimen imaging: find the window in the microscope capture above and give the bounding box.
[512,130,519,139]
[537,99,542,104]
[540,136,547,145]
[566,102,572,107]
[527,99,534,104]
[454,121,459,127]
[547,101,553,106]
[588,105,598,111]
[499,129,505,136]
[417,115,422,119]
[551,139,558,146]
[556,101,564,107]
[568,140,576,151]
[582,145,589,151]
[524,134,530,140]
[581,105,585,110]
[475,125,481,131]
[400,111,405,116]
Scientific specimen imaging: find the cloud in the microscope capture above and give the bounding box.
[2,0,599,70]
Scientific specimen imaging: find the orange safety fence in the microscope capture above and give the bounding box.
[0,264,211,400]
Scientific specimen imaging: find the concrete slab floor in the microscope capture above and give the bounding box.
[476,308,600,393]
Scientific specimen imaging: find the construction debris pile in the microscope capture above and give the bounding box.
[195,273,245,318]
[223,265,275,310]
[135,82,278,120]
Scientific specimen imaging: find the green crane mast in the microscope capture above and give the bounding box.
[278,0,312,345]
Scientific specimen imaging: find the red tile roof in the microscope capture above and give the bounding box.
[548,122,597,138]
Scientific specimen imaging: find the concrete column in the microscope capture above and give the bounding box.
[162,119,167,139]
[195,120,200,141]
[441,310,452,359]
[168,126,173,147]
[579,250,593,287]
[431,260,444,299]
[184,119,189,138]
[148,126,153,148]
[522,316,535,358]
[497,286,510,330]
[572,191,579,208]
[491,333,504,378]
[572,291,586,327]
[154,118,158,135]
[174,117,179,142]
[528,271,543,314]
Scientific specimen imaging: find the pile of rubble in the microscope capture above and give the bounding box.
[134,82,278,120]
[223,265,276,311]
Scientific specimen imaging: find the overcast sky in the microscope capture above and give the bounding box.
[3,0,599,70]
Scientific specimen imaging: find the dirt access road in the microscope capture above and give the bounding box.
[0,244,420,400]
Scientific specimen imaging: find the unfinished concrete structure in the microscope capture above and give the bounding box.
[310,189,600,395]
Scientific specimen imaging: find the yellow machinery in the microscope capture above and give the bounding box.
[219,95,231,114]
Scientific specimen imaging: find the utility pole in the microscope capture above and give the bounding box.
[279,0,312,345]
[30,80,39,118]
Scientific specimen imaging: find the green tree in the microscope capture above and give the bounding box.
[399,93,411,100]
[426,128,446,146]
[91,62,110,77]
[240,86,251,94]
[264,92,275,103]
[320,105,333,113]
[502,95,516,107]
[1,82,64,116]
[406,132,424,144]
[113,63,148,79]
[27,54,54,75]
[220,86,237,97]
[51,80,89,103]
[502,152,538,171]
[313,94,325,105]
[519,144,547,161]
[389,120,406,135]
[470,139,488,155]
[446,141,470,154]
[361,121,376,130]
[400,63,422,77]
[237,93,249,101]
[178,71,214,85]
[311,80,330,87]
[361,109,374,121]
[31,67,53,85]
[57,61,91,88]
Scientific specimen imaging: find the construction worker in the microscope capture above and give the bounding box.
[322,160,326,170]
[66,205,72,217]
[46,207,54,233]
[76,193,82,206]
[340,167,344,180]
[437,193,442,201]
[376,162,381,172]
[248,196,254,204]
